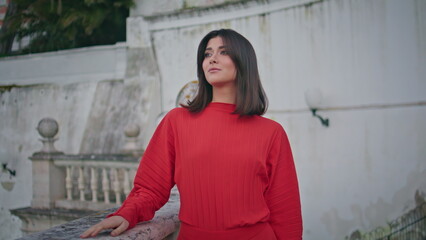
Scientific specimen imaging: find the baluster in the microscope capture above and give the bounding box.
[78,166,85,201]
[102,168,110,204]
[123,168,131,196]
[130,169,136,188]
[113,168,121,204]
[65,166,73,200]
[90,167,98,202]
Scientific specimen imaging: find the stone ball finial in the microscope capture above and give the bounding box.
[33,117,63,155]
[37,118,59,139]
[124,124,140,138]
[122,123,143,156]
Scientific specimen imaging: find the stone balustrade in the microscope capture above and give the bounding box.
[28,153,140,211]
[16,153,141,234]
[12,117,182,239]
[28,117,144,211]
[51,154,139,211]
[11,117,172,236]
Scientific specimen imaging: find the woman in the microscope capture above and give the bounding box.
[81,29,302,240]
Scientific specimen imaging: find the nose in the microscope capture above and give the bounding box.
[209,54,217,64]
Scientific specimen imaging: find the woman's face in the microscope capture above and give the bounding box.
[202,37,237,88]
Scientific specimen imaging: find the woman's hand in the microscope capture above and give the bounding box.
[80,215,129,238]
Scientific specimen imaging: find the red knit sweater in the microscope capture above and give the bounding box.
[110,102,302,239]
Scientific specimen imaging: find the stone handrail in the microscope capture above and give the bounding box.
[16,194,181,240]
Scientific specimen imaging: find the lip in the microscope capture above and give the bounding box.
[208,68,221,73]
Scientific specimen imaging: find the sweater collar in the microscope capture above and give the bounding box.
[206,102,237,113]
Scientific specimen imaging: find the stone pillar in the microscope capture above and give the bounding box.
[30,118,65,209]
[125,13,163,150]
[127,16,152,48]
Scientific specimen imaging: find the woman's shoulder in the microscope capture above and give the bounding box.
[254,115,284,129]
[166,107,187,115]
[251,115,287,136]
[162,107,192,121]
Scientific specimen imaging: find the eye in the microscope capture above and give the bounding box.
[220,50,229,55]
[204,52,212,58]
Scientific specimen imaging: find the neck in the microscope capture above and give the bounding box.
[211,84,237,104]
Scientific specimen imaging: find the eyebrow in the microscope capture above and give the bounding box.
[205,46,227,51]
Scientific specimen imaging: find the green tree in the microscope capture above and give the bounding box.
[0,0,134,56]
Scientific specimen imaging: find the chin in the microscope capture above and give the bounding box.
[208,82,232,87]
[206,78,235,86]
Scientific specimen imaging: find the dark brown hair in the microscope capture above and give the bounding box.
[182,29,268,116]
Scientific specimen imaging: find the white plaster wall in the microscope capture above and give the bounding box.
[130,0,244,17]
[142,0,426,238]
[0,83,98,239]
[0,43,126,85]
[0,44,127,239]
[130,0,183,17]
[151,0,426,111]
[272,107,426,238]
[0,207,22,240]
[0,40,164,239]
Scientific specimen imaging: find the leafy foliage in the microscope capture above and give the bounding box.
[0,0,134,55]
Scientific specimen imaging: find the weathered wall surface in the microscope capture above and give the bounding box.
[131,0,426,239]
[0,43,162,238]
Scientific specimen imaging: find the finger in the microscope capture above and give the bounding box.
[81,217,123,238]
[80,226,97,238]
[81,224,104,238]
[110,220,129,237]
[80,231,90,238]
[90,225,106,237]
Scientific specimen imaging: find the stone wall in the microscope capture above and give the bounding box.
[130,0,426,239]
[0,42,162,238]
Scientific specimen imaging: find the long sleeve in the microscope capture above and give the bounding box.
[108,112,176,229]
[265,127,303,240]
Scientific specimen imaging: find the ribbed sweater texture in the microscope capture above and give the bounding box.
[110,102,302,239]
